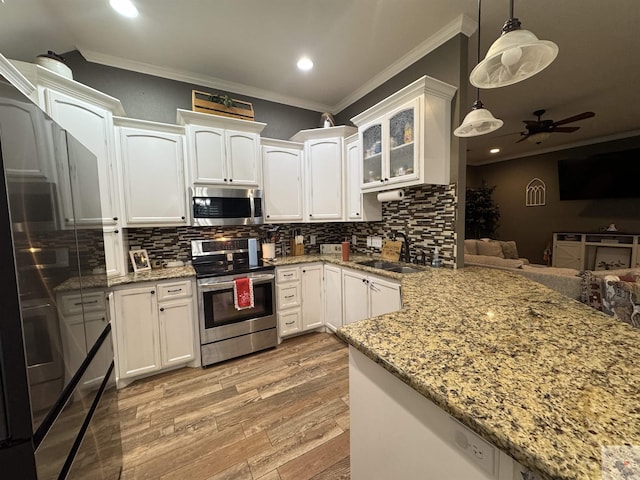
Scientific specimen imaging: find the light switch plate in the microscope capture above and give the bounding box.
[366,236,372,247]
[352,235,357,246]
[371,236,382,248]
[310,235,316,245]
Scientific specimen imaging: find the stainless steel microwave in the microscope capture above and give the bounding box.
[191,187,263,226]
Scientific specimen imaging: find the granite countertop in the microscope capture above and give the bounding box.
[336,266,640,480]
[54,266,196,292]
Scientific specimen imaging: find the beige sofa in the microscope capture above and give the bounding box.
[464,239,583,299]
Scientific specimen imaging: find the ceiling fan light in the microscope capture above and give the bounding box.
[470,29,558,88]
[454,103,503,137]
[526,131,552,143]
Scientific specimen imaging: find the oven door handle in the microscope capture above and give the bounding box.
[199,273,275,291]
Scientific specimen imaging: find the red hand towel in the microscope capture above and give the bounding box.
[233,277,254,310]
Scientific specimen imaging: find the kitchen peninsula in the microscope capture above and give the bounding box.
[337,266,640,480]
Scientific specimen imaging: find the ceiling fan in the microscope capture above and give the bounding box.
[517,109,595,144]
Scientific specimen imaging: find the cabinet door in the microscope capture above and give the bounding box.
[342,269,370,325]
[262,145,303,222]
[361,121,383,189]
[226,130,260,186]
[369,276,402,318]
[386,99,420,185]
[301,264,324,330]
[345,136,363,221]
[102,226,125,278]
[324,265,343,331]
[0,98,52,179]
[119,127,187,225]
[114,286,161,379]
[306,138,343,220]
[45,89,121,225]
[158,299,195,367]
[553,241,583,269]
[187,125,226,184]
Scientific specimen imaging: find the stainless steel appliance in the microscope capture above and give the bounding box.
[191,186,263,226]
[0,76,122,478]
[192,239,277,366]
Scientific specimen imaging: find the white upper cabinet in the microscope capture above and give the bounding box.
[115,118,188,226]
[177,109,265,188]
[352,75,456,192]
[290,126,356,222]
[262,138,304,223]
[345,133,382,222]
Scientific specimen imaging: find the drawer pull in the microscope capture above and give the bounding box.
[73,299,98,306]
[284,273,293,277]
[167,288,182,293]
[284,294,295,299]
[285,321,295,326]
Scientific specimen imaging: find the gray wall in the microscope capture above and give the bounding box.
[62,50,321,140]
[467,135,640,264]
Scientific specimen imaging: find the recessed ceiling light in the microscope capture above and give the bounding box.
[110,0,138,18]
[297,57,313,71]
[490,148,500,154]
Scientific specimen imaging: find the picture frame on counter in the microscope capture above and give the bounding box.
[129,249,151,272]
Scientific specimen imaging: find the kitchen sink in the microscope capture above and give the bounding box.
[356,259,421,274]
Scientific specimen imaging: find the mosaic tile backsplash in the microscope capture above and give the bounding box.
[126,183,457,271]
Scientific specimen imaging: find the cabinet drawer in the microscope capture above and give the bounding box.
[157,280,192,301]
[277,283,301,309]
[59,292,106,316]
[277,267,300,283]
[278,308,301,337]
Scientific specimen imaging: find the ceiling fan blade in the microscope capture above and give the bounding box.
[552,126,580,133]
[552,111,595,126]
[515,134,530,143]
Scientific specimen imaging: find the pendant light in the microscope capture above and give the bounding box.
[454,0,503,138]
[469,0,558,89]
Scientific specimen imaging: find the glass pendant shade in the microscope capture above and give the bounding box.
[470,28,558,89]
[454,100,503,137]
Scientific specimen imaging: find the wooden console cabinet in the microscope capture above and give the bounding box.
[552,232,640,270]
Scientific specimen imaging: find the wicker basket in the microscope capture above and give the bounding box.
[191,90,255,121]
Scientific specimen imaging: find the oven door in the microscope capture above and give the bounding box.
[198,273,275,344]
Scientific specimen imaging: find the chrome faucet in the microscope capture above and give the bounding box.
[393,232,411,263]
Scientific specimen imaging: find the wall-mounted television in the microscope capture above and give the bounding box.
[557,148,640,200]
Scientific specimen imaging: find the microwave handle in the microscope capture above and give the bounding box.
[249,194,255,223]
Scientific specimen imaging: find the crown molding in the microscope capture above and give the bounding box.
[79,47,332,113]
[333,14,476,113]
[0,54,36,100]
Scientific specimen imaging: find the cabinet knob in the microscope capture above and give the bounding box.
[114,229,119,234]
[302,269,306,273]
[223,178,227,182]
[229,179,233,182]
[384,178,389,182]
[181,216,185,220]
[113,216,118,221]
[356,212,360,216]
[159,307,164,312]
[380,179,384,183]
[309,214,313,217]
[266,215,270,218]
[362,278,366,283]
[150,290,155,295]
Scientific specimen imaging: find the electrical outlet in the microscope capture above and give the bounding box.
[450,419,495,475]
[309,235,316,245]
[352,235,357,246]
[371,236,382,248]
[366,236,372,247]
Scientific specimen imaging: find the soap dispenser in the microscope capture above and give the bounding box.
[431,246,442,268]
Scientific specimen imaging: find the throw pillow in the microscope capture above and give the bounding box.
[464,239,478,255]
[499,240,519,259]
[580,270,605,312]
[476,240,504,258]
[602,279,640,328]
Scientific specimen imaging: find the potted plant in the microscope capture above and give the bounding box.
[465,181,500,239]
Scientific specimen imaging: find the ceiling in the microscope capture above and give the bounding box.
[1,0,639,165]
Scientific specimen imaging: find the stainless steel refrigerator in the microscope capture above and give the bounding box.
[0,75,122,478]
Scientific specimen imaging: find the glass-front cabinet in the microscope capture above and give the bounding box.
[353,76,456,192]
[361,98,420,190]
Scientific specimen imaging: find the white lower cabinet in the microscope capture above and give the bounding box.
[342,268,401,324]
[276,263,324,338]
[112,279,197,387]
[324,264,343,332]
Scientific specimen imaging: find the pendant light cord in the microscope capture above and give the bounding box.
[474,0,482,105]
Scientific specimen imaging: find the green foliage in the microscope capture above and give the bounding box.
[465,181,500,239]
[206,93,236,108]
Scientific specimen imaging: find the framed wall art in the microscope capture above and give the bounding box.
[129,249,151,272]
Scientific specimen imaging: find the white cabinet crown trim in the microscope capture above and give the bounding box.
[114,116,185,135]
[176,108,266,134]
[290,125,357,143]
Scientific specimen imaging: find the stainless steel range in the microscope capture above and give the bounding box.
[192,239,277,366]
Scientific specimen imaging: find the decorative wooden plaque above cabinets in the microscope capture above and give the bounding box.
[351,75,457,192]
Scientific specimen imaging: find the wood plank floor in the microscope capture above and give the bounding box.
[117,332,350,480]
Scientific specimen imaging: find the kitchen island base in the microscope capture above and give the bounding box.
[349,347,533,480]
